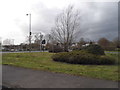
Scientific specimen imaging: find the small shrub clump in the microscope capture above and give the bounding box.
[82,44,105,55]
[52,50,115,65]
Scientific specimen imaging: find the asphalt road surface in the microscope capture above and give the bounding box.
[2,65,118,88]
[1,50,48,53]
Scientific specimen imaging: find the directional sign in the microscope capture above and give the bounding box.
[42,39,46,44]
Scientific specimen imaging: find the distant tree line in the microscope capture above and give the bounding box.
[97,37,120,51]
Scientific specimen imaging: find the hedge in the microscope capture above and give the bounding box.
[82,44,105,55]
[52,51,115,65]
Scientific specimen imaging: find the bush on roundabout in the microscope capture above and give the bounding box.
[52,50,115,65]
[82,44,105,55]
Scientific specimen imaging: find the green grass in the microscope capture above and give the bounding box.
[2,52,119,81]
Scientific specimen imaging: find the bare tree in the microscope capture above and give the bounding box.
[45,34,51,44]
[112,37,120,48]
[24,33,43,51]
[33,33,43,51]
[44,34,54,52]
[98,38,110,46]
[25,35,34,44]
[51,5,81,52]
[34,33,43,43]
[97,37,111,50]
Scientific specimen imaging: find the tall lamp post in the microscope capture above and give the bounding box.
[26,13,31,52]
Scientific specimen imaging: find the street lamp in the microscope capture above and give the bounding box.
[26,13,32,52]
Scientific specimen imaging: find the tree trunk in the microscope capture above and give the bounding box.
[64,44,69,52]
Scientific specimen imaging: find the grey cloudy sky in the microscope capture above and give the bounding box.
[0,0,118,45]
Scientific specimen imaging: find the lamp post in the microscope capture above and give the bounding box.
[26,13,31,52]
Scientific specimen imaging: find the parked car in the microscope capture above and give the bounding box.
[10,49,14,52]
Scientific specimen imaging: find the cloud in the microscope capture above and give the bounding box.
[31,4,61,34]
[78,2,118,41]
[14,1,61,35]
[13,1,118,44]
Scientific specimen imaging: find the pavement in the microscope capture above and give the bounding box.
[2,65,119,88]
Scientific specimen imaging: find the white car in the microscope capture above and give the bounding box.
[10,49,14,52]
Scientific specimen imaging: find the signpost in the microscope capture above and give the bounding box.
[42,39,46,51]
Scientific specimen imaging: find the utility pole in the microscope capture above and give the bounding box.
[26,13,32,52]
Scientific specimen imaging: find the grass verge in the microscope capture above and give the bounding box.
[2,52,119,81]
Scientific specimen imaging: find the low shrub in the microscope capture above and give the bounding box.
[52,52,68,62]
[82,44,105,55]
[52,51,115,65]
[99,56,116,65]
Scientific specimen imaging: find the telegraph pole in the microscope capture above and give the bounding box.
[26,13,32,52]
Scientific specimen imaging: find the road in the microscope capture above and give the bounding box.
[3,65,118,88]
[1,50,48,53]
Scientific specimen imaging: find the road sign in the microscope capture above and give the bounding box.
[42,39,46,44]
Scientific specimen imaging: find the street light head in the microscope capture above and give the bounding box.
[26,14,28,16]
